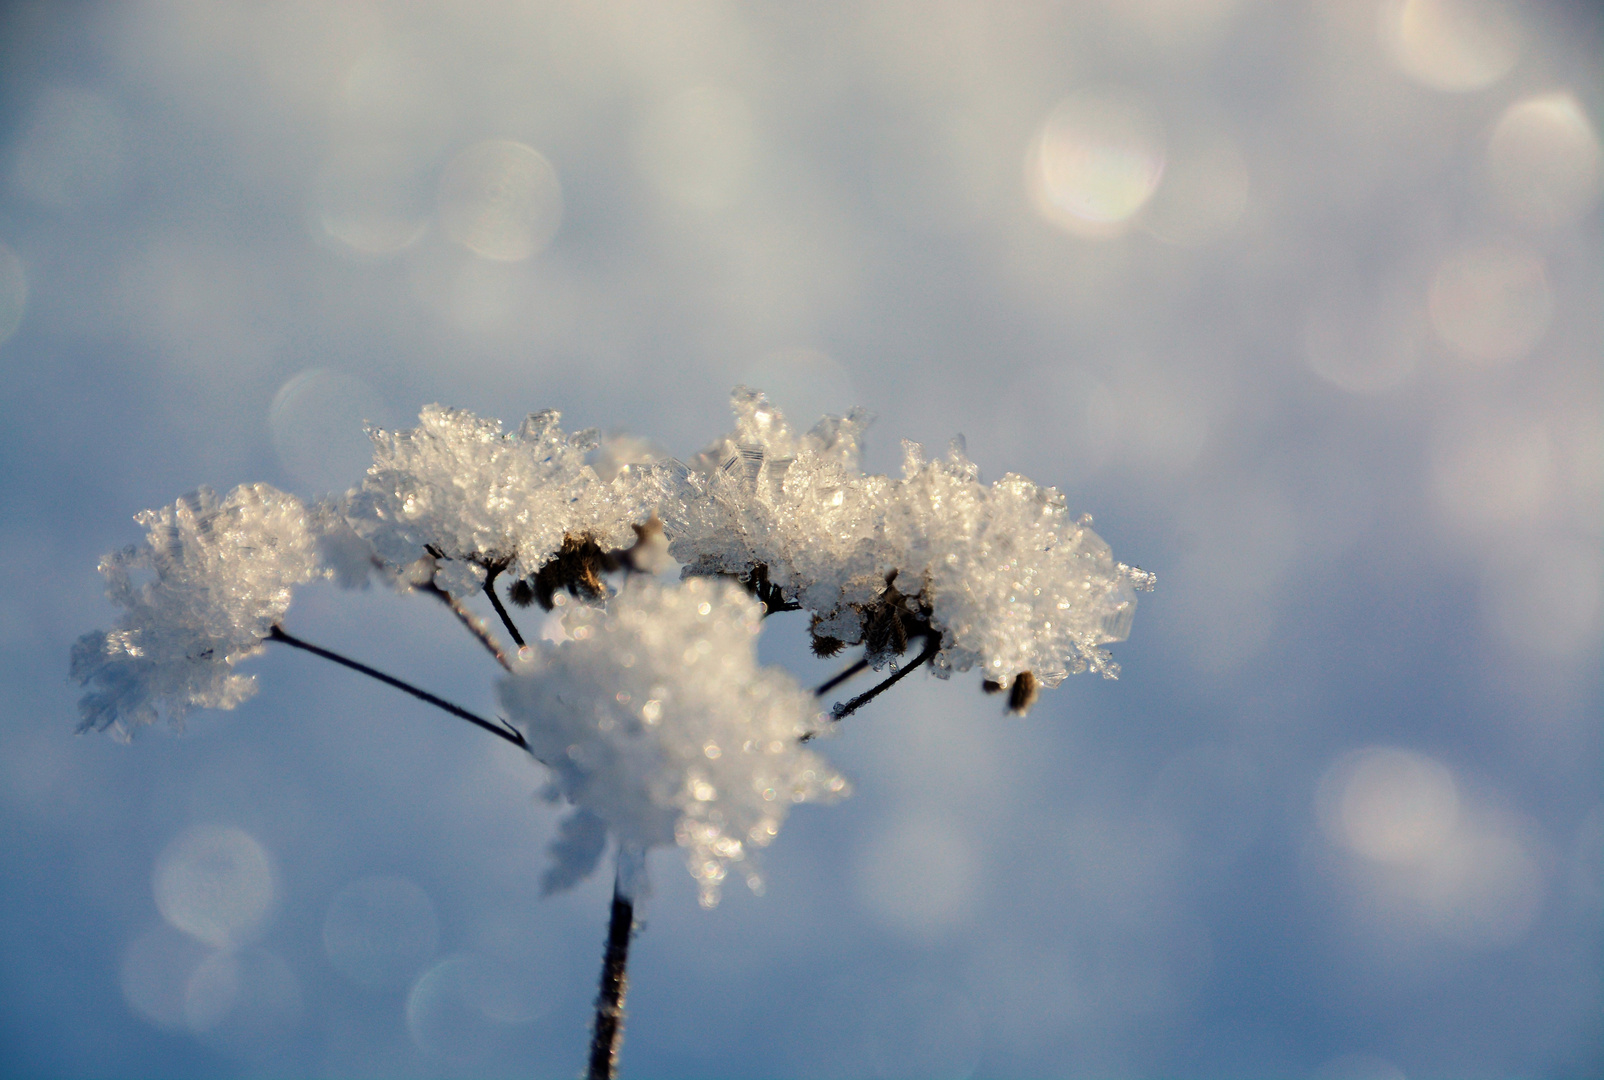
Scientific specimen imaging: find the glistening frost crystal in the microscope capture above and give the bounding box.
[498,577,846,907]
[342,406,649,595]
[71,484,321,739]
[665,389,1154,693]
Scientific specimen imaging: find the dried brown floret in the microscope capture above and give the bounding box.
[507,577,537,607]
[734,562,800,616]
[810,633,845,658]
[531,534,619,610]
[981,679,1005,694]
[1007,671,1038,716]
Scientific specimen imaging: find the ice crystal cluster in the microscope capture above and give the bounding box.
[71,484,320,739]
[498,577,845,907]
[75,387,1150,897]
[345,406,649,596]
[662,388,1154,687]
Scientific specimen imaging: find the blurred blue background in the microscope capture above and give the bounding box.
[1,2,1599,1077]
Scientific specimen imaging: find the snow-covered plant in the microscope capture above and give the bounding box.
[73,387,1151,1079]
[500,576,846,909]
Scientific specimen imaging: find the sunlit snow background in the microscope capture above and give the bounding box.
[1,2,1599,1077]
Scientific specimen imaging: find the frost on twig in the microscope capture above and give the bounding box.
[498,577,848,908]
[338,406,651,596]
[71,484,323,739]
[663,388,1154,711]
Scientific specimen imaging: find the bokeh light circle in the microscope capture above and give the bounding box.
[1029,90,1166,237]
[1486,93,1603,230]
[1380,0,1522,92]
[438,140,562,262]
[268,368,390,495]
[406,953,544,1064]
[315,144,432,256]
[1320,746,1461,864]
[1428,245,1552,365]
[152,825,276,948]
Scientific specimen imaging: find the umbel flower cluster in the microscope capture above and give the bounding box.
[73,388,1152,903]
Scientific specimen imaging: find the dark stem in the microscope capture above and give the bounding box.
[813,657,868,697]
[417,578,512,671]
[828,637,940,721]
[587,875,635,1080]
[481,564,527,648]
[265,625,527,751]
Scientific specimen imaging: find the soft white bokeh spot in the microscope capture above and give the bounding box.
[1318,748,1547,947]
[1486,93,1604,230]
[120,925,214,1031]
[1029,90,1166,237]
[438,140,563,262]
[406,953,545,1065]
[152,825,276,949]
[322,876,440,990]
[1322,747,1461,864]
[187,948,303,1057]
[1380,0,1522,92]
[315,144,433,256]
[269,368,391,495]
[1428,245,1552,365]
[1430,414,1556,535]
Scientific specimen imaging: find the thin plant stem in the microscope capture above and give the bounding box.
[265,625,528,751]
[417,578,512,670]
[481,564,527,649]
[828,637,940,721]
[813,657,868,697]
[587,872,634,1080]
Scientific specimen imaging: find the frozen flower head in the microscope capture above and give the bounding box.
[498,576,847,908]
[661,387,889,617]
[71,484,320,739]
[666,390,1154,710]
[342,406,648,595]
[886,438,1153,688]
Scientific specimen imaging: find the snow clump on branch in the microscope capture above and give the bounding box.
[662,389,1155,695]
[498,576,845,908]
[70,484,322,739]
[340,406,652,595]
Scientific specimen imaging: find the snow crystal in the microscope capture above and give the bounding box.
[71,484,321,739]
[656,386,892,626]
[664,389,1152,699]
[497,576,847,907]
[340,406,650,596]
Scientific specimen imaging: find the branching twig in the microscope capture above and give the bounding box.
[417,577,512,671]
[813,657,868,697]
[266,625,528,751]
[828,636,940,721]
[587,873,635,1080]
[480,561,527,649]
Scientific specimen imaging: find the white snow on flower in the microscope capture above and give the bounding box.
[498,576,847,908]
[71,484,321,739]
[340,406,650,595]
[657,386,891,620]
[886,439,1152,686]
[662,388,1153,694]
